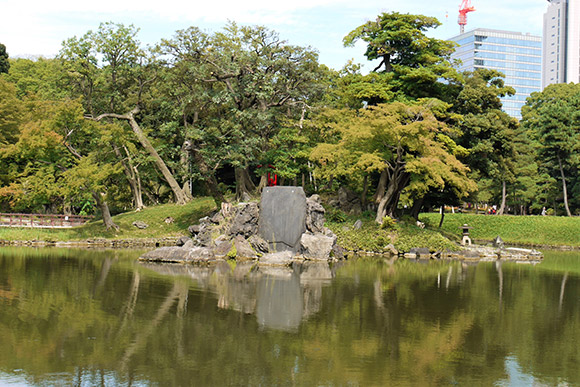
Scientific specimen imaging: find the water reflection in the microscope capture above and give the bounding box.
[0,247,578,386]
[140,261,335,331]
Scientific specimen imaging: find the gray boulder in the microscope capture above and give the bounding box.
[305,194,325,233]
[248,235,269,254]
[132,220,148,229]
[493,235,505,249]
[213,240,234,258]
[188,224,200,235]
[384,243,398,256]
[331,244,346,259]
[337,186,362,214]
[233,235,258,259]
[210,212,224,224]
[176,236,191,246]
[259,251,295,266]
[194,225,213,247]
[300,233,335,260]
[228,202,259,238]
[182,239,195,249]
[409,247,431,259]
[352,219,363,230]
[140,246,215,263]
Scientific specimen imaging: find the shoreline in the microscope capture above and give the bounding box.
[0,237,180,248]
[0,237,555,263]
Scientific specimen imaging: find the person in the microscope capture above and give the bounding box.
[541,207,546,216]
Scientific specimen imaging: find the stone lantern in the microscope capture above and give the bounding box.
[459,223,473,246]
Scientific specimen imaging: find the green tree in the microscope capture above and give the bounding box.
[437,69,519,216]
[522,83,580,216]
[3,58,69,100]
[159,23,326,198]
[342,12,460,103]
[0,43,9,74]
[0,78,21,146]
[310,101,475,223]
[60,22,190,206]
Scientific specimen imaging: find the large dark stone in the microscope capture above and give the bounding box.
[259,186,307,252]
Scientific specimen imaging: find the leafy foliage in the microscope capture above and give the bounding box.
[0,43,9,74]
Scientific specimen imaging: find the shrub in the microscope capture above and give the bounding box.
[380,216,398,230]
[326,207,347,223]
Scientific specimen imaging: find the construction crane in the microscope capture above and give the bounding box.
[458,0,476,34]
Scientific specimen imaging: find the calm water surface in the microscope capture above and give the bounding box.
[0,247,578,386]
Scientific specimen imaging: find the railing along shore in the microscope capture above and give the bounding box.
[0,213,93,228]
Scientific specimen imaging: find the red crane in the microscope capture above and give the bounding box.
[458,0,476,34]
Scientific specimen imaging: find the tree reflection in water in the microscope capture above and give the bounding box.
[141,261,334,331]
[0,248,578,386]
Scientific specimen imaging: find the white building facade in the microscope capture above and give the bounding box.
[449,29,542,119]
[543,0,580,87]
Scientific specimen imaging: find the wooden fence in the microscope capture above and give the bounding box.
[0,213,93,229]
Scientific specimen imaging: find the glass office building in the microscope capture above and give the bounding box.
[449,28,542,119]
[543,0,580,87]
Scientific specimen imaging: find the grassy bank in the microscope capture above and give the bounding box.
[0,198,216,242]
[327,217,458,254]
[4,198,575,252]
[419,213,580,248]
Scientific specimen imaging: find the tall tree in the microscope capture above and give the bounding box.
[342,12,460,103]
[60,22,190,205]
[310,101,475,223]
[159,23,326,197]
[522,83,580,216]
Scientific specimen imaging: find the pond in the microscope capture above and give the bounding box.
[0,247,578,386]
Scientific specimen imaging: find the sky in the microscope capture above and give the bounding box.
[0,0,547,72]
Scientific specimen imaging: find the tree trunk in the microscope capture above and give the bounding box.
[95,108,191,205]
[191,147,225,206]
[92,191,119,231]
[325,175,334,191]
[438,205,445,228]
[376,181,397,223]
[375,170,409,223]
[257,174,268,192]
[373,170,388,204]
[113,144,145,211]
[410,197,425,221]
[498,179,507,215]
[557,154,573,217]
[235,167,256,199]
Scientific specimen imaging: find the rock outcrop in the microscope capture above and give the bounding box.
[140,187,339,264]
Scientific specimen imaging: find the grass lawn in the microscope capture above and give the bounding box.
[420,213,580,247]
[327,217,458,253]
[0,197,216,242]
